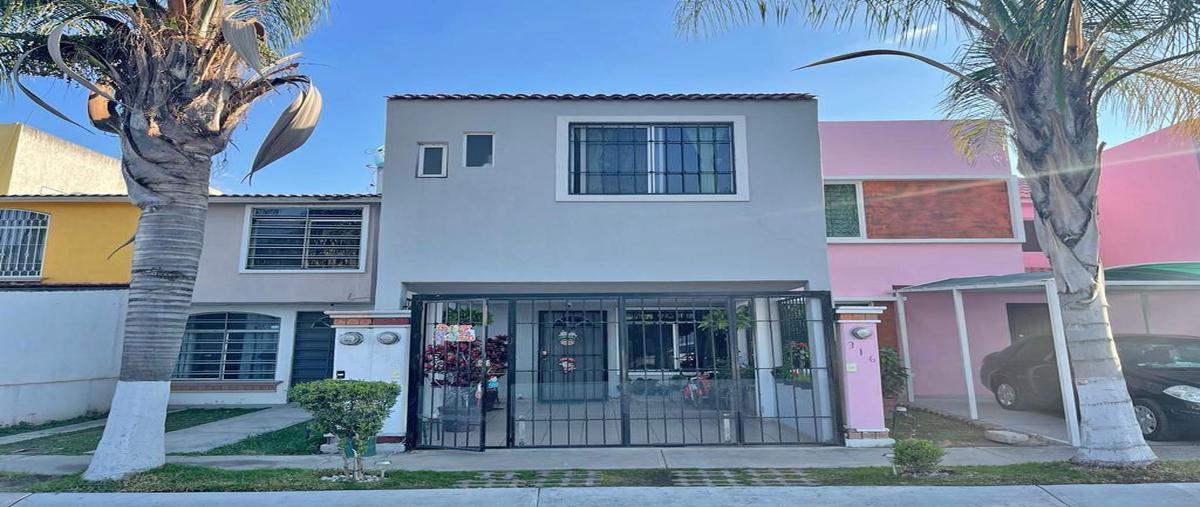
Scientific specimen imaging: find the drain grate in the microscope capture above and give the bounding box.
[456,470,602,488]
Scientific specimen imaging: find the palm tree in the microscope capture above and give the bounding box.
[677,0,1200,467]
[2,0,328,480]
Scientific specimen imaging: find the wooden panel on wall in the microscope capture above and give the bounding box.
[863,180,1014,239]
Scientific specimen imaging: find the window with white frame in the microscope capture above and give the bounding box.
[568,124,735,195]
[464,133,494,167]
[824,183,863,238]
[0,209,50,279]
[417,143,448,177]
[245,207,365,271]
[173,312,280,380]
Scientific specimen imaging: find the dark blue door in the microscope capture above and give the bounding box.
[290,311,335,386]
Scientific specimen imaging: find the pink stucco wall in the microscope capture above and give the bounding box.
[821,120,1022,299]
[1099,128,1200,267]
[839,318,886,431]
[820,120,1012,177]
[903,290,1045,397]
[828,243,1025,298]
[903,288,1200,399]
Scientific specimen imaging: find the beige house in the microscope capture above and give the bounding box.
[0,123,127,195]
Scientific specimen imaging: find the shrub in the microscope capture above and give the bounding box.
[879,347,910,399]
[892,438,945,476]
[289,379,401,480]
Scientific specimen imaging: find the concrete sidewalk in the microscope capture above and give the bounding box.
[2,444,1198,476]
[3,483,1199,506]
[0,420,109,448]
[164,405,310,453]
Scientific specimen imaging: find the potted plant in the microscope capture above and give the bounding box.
[879,346,910,414]
[422,329,485,433]
[482,334,509,411]
[772,342,812,388]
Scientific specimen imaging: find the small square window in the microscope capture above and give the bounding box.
[465,133,494,167]
[417,144,447,178]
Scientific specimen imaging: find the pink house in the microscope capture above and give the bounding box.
[1019,125,1200,271]
[820,120,1026,350]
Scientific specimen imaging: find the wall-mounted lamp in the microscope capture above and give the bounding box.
[851,327,874,340]
[338,332,364,346]
[377,331,400,345]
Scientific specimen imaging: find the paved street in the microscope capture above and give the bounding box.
[2,483,1199,506]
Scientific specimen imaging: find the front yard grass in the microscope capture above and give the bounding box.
[189,421,319,456]
[5,461,1199,492]
[886,407,999,447]
[0,413,107,438]
[0,408,262,456]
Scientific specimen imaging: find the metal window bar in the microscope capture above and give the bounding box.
[0,209,49,279]
[568,124,735,196]
[246,207,363,270]
[173,313,281,380]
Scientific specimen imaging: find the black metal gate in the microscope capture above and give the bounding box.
[409,299,490,451]
[408,292,841,449]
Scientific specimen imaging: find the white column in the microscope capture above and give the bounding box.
[1044,282,1082,447]
[951,289,979,420]
[753,297,778,418]
[895,295,915,403]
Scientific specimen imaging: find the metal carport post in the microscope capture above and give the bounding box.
[1043,280,1082,446]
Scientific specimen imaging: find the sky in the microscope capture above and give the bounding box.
[2,1,1155,194]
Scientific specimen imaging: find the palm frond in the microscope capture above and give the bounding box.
[231,0,330,51]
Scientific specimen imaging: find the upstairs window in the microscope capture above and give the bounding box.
[568,124,734,195]
[464,133,494,167]
[174,312,280,380]
[0,209,50,279]
[824,183,863,238]
[245,207,366,271]
[417,144,448,177]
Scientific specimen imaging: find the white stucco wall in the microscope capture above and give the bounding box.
[376,98,830,309]
[170,303,372,406]
[0,288,126,425]
[191,201,380,305]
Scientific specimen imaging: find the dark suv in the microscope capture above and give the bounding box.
[980,334,1200,440]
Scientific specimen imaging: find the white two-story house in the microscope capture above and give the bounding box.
[330,93,843,451]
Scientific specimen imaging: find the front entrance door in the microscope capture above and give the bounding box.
[538,311,607,402]
[1007,303,1052,343]
[290,312,334,386]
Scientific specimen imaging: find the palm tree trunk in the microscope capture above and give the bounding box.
[1018,115,1157,467]
[83,154,210,481]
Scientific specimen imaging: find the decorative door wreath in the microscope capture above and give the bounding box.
[557,357,577,373]
[557,330,578,346]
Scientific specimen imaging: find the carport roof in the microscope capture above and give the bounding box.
[897,262,1200,293]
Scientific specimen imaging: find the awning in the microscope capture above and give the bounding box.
[897,262,1200,293]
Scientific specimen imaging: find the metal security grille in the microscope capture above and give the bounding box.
[568,124,735,195]
[0,209,50,279]
[174,313,281,380]
[245,207,364,270]
[409,292,841,450]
